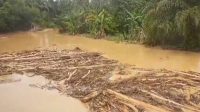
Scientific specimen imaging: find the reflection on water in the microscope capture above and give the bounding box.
[0,74,88,112]
[0,29,200,72]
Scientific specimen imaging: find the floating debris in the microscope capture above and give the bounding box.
[0,48,200,112]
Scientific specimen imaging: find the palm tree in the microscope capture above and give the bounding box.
[144,0,200,49]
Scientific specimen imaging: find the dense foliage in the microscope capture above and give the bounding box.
[144,0,200,50]
[0,0,200,50]
[0,0,40,32]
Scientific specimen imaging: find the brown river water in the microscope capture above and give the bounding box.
[0,74,88,112]
[0,29,200,72]
[0,29,200,112]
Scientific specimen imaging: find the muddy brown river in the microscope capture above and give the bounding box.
[0,74,88,112]
[0,29,200,72]
[0,29,200,112]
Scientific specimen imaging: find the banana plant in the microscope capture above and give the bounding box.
[85,9,117,38]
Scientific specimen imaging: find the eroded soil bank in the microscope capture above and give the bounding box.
[0,48,200,112]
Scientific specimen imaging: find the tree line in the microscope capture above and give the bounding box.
[0,0,200,50]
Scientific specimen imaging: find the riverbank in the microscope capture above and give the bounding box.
[0,48,200,112]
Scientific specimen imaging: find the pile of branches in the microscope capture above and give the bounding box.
[0,48,200,112]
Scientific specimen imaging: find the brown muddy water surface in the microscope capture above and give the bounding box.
[0,29,200,72]
[0,74,88,112]
[0,47,200,112]
[0,29,200,112]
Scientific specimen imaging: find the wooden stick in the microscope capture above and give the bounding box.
[81,91,100,103]
[67,69,77,81]
[106,89,170,112]
[82,70,91,79]
[119,101,139,112]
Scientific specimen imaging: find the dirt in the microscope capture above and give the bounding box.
[0,48,200,112]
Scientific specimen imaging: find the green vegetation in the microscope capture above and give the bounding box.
[0,0,200,50]
[144,0,200,50]
[0,0,39,32]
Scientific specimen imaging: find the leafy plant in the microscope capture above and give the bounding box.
[85,9,117,38]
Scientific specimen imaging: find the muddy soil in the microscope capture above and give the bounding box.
[0,48,200,112]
